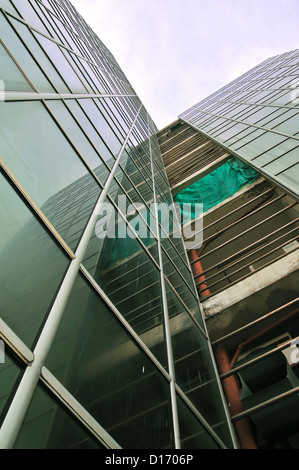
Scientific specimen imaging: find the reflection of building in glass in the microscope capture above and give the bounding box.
[0,0,298,451]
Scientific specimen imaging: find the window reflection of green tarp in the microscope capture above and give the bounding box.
[99,215,155,269]
[174,158,260,223]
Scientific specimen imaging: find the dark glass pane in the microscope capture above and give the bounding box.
[83,194,167,367]
[120,146,154,207]
[166,285,233,447]
[162,251,199,318]
[0,348,24,427]
[114,164,156,222]
[107,174,157,242]
[0,101,101,251]
[177,396,221,449]
[161,237,193,291]
[14,384,105,449]
[45,273,173,449]
[0,173,70,347]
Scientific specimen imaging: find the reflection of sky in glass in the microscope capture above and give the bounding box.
[0,101,92,207]
[0,101,106,251]
[0,174,31,249]
[0,43,32,92]
[0,173,70,348]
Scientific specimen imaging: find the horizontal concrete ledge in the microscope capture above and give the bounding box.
[202,249,299,318]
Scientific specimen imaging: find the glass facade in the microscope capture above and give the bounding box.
[180,50,299,199]
[0,0,235,449]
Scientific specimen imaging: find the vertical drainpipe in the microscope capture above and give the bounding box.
[189,249,210,299]
[215,344,258,449]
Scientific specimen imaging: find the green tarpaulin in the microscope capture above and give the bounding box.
[174,158,260,223]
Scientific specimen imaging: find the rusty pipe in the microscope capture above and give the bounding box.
[189,249,210,299]
[215,344,258,449]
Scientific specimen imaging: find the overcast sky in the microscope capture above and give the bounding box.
[71,0,299,130]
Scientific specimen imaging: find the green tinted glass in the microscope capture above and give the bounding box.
[0,13,55,93]
[166,285,232,446]
[0,101,101,251]
[0,43,32,92]
[79,98,123,157]
[0,349,24,427]
[46,99,110,186]
[14,384,106,449]
[45,273,173,449]
[177,395,221,449]
[0,173,70,347]
[83,201,166,367]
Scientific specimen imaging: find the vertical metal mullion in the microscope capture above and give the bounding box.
[159,123,239,449]
[148,115,181,449]
[0,104,143,450]
[178,210,239,449]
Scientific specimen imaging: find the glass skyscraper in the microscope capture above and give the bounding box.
[0,0,235,449]
[0,0,298,451]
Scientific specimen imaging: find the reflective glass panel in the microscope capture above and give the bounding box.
[263,147,299,175]
[0,12,55,93]
[0,42,32,92]
[166,285,233,447]
[177,396,221,449]
[65,99,116,167]
[33,31,87,94]
[120,147,154,207]
[45,273,173,449]
[46,99,110,186]
[255,138,299,166]
[162,251,198,316]
[0,348,24,427]
[272,111,299,135]
[0,101,101,251]
[83,193,166,366]
[0,0,19,15]
[12,0,49,33]
[10,16,70,94]
[79,99,123,157]
[0,173,70,347]
[14,384,106,449]
[234,132,286,161]
[279,163,299,192]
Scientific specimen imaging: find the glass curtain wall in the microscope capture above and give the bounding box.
[180,50,299,200]
[0,0,235,449]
